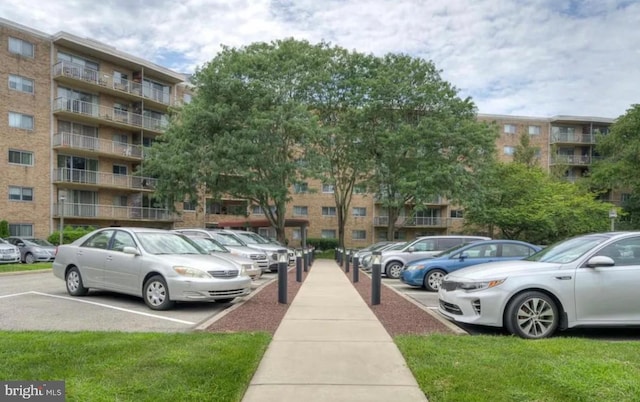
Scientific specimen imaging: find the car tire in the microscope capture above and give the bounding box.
[65,266,89,296]
[215,298,235,304]
[504,291,559,339]
[24,253,35,264]
[385,261,403,279]
[143,275,175,310]
[424,269,446,292]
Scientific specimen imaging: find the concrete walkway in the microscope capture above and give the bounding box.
[242,259,428,402]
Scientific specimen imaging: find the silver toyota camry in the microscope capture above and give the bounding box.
[438,232,640,339]
[53,227,251,310]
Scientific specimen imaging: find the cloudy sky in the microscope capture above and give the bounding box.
[2,0,638,118]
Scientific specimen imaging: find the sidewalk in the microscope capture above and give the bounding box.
[242,259,428,402]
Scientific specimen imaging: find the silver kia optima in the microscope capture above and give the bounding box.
[438,232,640,339]
[53,227,252,310]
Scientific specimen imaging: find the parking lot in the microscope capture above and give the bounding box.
[0,270,276,332]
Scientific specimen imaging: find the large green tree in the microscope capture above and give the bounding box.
[143,39,324,242]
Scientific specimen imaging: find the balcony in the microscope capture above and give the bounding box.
[53,97,168,134]
[52,61,172,109]
[53,203,175,222]
[550,132,596,145]
[53,132,143,160]
[550,155,592,166]
[53,168,157,192]
[373,216,448,228]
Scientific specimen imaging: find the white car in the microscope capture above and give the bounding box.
[53,227,252,310]
[183,234,262,280]
[438,232,640,339]
[0,238,21,264]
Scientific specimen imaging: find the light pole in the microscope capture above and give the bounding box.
[609,209,617,232]
[59,191,67,245]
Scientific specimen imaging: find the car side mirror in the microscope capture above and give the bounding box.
[122,246,140,256]
[459,252,468,260]
[586,255,615,268]
[408,246,415,252]
[17,242,25,247]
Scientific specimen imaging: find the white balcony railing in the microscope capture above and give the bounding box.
[53,132,143,158]
[53,168,157,190]
[53,203,174,221]
[373,216,447,227]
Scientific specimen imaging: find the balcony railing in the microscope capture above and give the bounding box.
[550,155,592,165]
[53,203,174,221]
[53,97,168,133]
[53,168,157,191]
[53,61,172,106]
[373,216,447,227]
[550,132,596,144]
[53,132,143,159]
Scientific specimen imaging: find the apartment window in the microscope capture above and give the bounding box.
[322,183,335,193]
[9,186,33,201]
[504,124,517,134]
[8,112,34,130]
[113,165,127,175]
[294,182,308,194]
[503,146,515,156]
[353,185,366,194]
[252,205,275,215]
[9,224,33,237]
[321,229,336,239]
[8,149,33,166]
[292,228,301,240]
[450,209,464,218]
[322,206,337,216]
[621,193,632,203]
[57,51,98,70]
[528,125,541,135]
[113,195,128,207]
[183,200,197,211]
[534,148,542,158]
[293,206,308,216]
[352,230,367,240]
[352,207,367,217]
[9,75,34,94]
[8,37,34,58]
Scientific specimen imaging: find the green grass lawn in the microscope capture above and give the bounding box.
[0,262,52,273]
[396,334,640,402]
[0,331,271,402]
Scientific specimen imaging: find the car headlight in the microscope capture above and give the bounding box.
[240,264,253,275]
[459,279,505,292]
[404,264,425,271]
[173,266,212,278]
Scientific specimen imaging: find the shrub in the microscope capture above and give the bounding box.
[306,237,338,251]
[48,226,96,245]
[0,220,9,239]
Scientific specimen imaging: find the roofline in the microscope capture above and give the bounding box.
[0,17,51,39]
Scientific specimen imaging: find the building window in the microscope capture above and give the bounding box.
[9,224,33,237]
[292,228,301,240]
[252,205,275,215]
[9,75,34,94]
[503,146,515,156]
[621,193,632,203]
[57,51,98,70]
[322,206,336,216]
[183,200,197,211]
[8,112,34,130]
[353,185,366,194]
[9,186,33,201]
[293,206,308,216]
[294,182,308,194]
[183,93,192,104]
[113,165,127,175]
[352,207,367,217]
[321,229,336,239]
[528,125,541,135]
[113,195,128,207]
[450,209,464,218]
[352,230,366,240]
[8,149,33,166]
[504,124,517,134]
[8,37,34,58]
[322,183,335,193]
[534,148,542,158]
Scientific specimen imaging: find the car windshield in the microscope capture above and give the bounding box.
[434,243,473,258]
[386,242,407,251]
[27,238,53,246]
[190,237,229,253]
[212,233,247,246]
[526,235,609,263]
[235,232,267,244]
[137,232,208,255]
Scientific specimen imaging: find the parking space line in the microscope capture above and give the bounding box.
[29,292,195,325]
[0,292,34,299]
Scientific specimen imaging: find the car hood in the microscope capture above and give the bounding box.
[224,245,266,256]
[444,260,563,280]
[0,244,18,251]
[246,243,285,251]
[159,254,239,270]
[212,252,254,266]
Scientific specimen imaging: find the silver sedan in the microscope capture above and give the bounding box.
[53,227,252,310]
[438,232,640,339]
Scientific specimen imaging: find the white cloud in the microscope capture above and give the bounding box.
[1,0,638,118]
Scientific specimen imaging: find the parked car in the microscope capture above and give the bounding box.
[360,242,408,272]
[182,234,262,280]
[438,232,640,339]
[224,230,294,271]
[52,227,252,310]
[0,238,21,264]
[351,241,393,262]
[401,240,541,291]
[7,236,56,263]
[380,235,491,279]
[174,229,270,272]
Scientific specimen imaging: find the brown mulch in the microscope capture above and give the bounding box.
[206,259,456,336]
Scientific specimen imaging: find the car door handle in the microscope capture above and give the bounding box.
[555,276,572,280]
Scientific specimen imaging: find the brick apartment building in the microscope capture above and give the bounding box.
[0,18,616,248]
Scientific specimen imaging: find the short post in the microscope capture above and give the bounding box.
[303,248,309,272]
[337,248,343,265]
[353,255,360,283]
[345,249,350,273]
[277,249,288,304]
[334,247,339,262]
[310,247,315,265]
[58,192,66,245]
[295,249,303,282]
[609,209,617,232]
[371,251,382,305]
